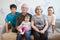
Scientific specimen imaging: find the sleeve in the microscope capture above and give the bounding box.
[31,16,35,21]
[16,12,20,15]
[19,22,26,28]
[29,14,32,22]
[20,21,24,26]
[16,13,24,27]
[52,15,56,25]
[16,15,20,27]
[44,15,48,22]
[5,15,10,23]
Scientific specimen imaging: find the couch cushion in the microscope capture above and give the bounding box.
[2,32,16,40]
[0,36,1,40]
[48,33,60,40]
[1,32,60,40]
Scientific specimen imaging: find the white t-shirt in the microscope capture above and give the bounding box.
[20,21,31,30]
[47,14,56,32]
[47,14,56,26]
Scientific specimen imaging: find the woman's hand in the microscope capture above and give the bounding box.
[39,30,45,34]
[52,25,54,33]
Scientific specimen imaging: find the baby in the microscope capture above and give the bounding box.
[17,15,31,35]
[18,24,26,34]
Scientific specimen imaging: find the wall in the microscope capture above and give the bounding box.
[0,0,60,25]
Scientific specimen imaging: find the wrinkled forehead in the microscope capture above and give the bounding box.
[21,4,27,8]
[35,6,42,10]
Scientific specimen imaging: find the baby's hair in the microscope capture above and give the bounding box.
[24,15,29,21]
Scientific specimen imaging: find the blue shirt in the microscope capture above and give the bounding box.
[5,12,20,27]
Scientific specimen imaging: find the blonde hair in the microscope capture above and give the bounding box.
[35,6,42,13]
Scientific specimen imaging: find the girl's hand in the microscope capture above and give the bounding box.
[20,32,24,35]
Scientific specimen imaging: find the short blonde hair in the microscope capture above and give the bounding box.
[35,6,42,13]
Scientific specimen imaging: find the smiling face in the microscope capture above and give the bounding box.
[48,7,54,15]
[11,8,16,13]
[24,15,29,22]
[35,6,42,15]
[21,4,28,13]
[10,4,17,14]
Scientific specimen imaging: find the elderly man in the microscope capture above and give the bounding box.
[16,4,32,40]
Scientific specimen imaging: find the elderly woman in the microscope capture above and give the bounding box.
[31,6,48,40]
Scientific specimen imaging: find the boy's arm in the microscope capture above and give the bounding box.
[5,22,9,33]
[5,15,10,33]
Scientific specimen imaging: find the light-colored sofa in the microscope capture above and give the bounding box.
[0,19,60,40]
[0,32,60,40]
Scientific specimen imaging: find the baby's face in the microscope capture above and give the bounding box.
[24,17,29,22]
